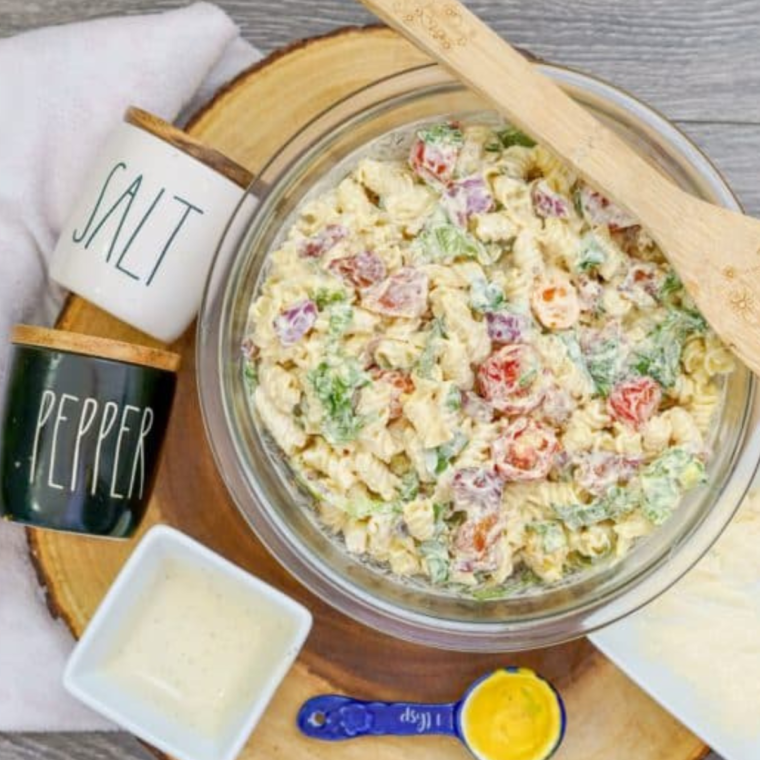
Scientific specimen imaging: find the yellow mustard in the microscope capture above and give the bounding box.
[460,668,563,760]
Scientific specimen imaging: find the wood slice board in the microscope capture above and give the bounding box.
[27,26,707,760]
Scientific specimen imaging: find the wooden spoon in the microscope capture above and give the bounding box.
[359,0,760,374]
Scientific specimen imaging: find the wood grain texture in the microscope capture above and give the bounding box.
[11,324,181,371]
[2,0,760,125]
[126,107,253,189]
[0,2,742,760]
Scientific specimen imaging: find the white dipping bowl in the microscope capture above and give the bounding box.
[63,525,313,760]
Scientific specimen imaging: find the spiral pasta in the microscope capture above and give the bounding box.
[243,117,733,595]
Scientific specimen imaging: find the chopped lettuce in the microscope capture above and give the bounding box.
[640,447,706,525]
[470,277,506,313]
[553,500,609,531]
[444,385,463,411]
[425,431,469,476]
[308,359,368,444]
[418,221,486,264]
[398,470,420,502]
[418,123,464,148]
[328,302,354,337]
[312,287,347,310]
[420,540,450,584]
[415,318,446,379]
[576,233,607,272]
[528,521,568,554]
[659,270,683,300]
[484,125,536,152]
[554,486,638,531]
[631,308,707,388]
[471,568,542,600]
[243,360,258,393]
[345,497,401,519]
[564,328,628,398]
[583,337,625,397]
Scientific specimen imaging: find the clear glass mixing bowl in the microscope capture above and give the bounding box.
[197,63,759,651]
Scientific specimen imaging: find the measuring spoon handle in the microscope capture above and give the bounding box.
[297,695,458,740]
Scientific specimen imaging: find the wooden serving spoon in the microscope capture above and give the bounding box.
[359,0,760,374]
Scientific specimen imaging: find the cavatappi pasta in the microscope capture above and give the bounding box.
[242,120,735,595]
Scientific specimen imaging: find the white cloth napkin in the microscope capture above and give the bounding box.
[0,3,260,731]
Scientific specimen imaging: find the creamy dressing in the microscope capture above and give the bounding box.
[101,559,299,737]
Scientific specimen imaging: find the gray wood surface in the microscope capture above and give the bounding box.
[0,0,752,758]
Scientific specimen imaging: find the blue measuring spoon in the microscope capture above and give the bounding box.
[297,667,566,760]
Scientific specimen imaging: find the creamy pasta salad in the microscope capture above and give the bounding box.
[242,120,736,595]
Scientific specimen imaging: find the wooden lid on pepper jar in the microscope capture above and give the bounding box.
[11,325,181,373]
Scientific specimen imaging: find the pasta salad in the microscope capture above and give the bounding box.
[242,119,735,595]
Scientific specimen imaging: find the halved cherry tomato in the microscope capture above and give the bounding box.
[531,277,580,330]
[370,368,414,420]
[362,267,429,318]
[607,376,662,428]
[409,136,460,186]
[454,511,500,557]
[327,250,386,290]
[476,344,544,415]
[451,468,504,565]
[492,418,558,481]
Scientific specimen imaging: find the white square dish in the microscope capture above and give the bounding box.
[63,525,312,760]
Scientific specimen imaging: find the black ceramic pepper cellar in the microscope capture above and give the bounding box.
[0,325,180,537]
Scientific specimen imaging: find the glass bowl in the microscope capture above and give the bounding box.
[197,63,759,651]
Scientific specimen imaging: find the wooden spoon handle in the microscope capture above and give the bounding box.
[359,0,680,229]
[358,0,760,376]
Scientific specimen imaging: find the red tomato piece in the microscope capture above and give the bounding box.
[370,368,414,420]
[327,250,386,290]
[454,511,500,558]
[451,468,505,566]
[409,134,461,186]
[361,267,429,318]
[492,418,558,481]
[476,344,544,415]
[608,376,662,428]
[298,224,347,259]
[531,277,580,330]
